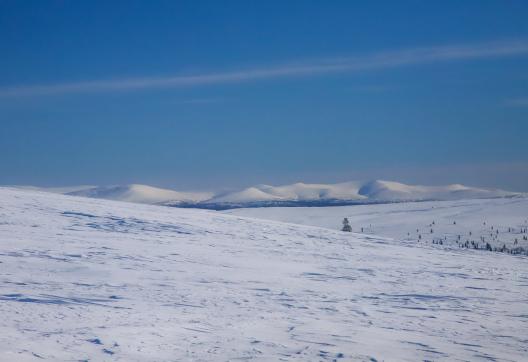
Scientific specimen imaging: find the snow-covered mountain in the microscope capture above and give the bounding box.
[1,186,527,360]
[15,184,227,206]
[209,181,366,203]
[207,180,519,208]
[17,180,521,209]
[357,180,515,201]
[37,184,214,205]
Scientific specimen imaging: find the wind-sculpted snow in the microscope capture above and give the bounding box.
[0,188,527,361]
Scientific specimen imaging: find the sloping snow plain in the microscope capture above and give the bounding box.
[225,197,528,252]
[0,187,527,361]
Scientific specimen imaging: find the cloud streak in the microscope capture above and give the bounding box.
[2,39,528,97]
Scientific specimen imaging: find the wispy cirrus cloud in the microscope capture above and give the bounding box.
[1,39,528,97]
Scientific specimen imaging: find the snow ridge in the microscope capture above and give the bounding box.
[15,180,522,209]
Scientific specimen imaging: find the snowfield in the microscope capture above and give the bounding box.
[0,187,527,361]
[226,197,528,252]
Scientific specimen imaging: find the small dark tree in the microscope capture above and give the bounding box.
[342,218,352,232]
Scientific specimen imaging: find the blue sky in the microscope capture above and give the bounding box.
[1,1,527,191]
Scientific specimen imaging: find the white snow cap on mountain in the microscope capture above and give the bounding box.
[65,184,213,205]
[211,180,517,204]
[17,180,521,206]
[357,180,514,201]
[210,181,366,203]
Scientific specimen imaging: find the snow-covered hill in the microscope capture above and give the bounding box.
[0,187,527,361]
[17,180,521,209]
[226,197,528,253]
[64,184,213,205]
[357,180,514,201]
[209,180,517,207]
[210,181,366,203]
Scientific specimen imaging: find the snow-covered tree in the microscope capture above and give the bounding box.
[342,218,352,232]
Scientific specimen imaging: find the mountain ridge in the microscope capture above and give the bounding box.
[13,180,523,210]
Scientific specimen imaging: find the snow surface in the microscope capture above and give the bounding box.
[226,197,528,252]
[1,187,527,361]
[210,182,366,203]
[15,180,521,209]
[204,180,518,205]
[63,184,212,205]
[357,180,514,201]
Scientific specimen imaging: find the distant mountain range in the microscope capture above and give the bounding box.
[15,180,523,210]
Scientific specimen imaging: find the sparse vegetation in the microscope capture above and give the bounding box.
[341,218,352,232]
[343,217,528,256]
